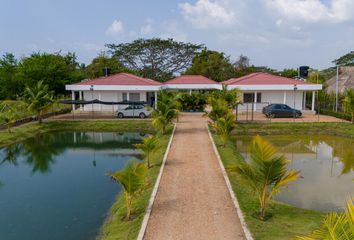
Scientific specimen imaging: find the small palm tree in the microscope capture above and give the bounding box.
[213,112,235,147]
[152,90,178,134]
[228,136,301,220]
[134,136,160,168]
[24,81,53,123]
[343,89,354,123]
[107,160,148,220]
[0,108,18,132]
[297,196,354,240]
[206,98,230,122]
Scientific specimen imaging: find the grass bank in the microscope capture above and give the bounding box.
[0,119,154,147]
[98,128,172,240]
[234,122,354,138]
[212,132,324,239]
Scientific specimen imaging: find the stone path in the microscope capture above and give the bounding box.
[143,113,245,240]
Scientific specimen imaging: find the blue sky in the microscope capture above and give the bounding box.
[1,0,354,70]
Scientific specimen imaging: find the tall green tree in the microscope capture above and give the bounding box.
[184,49,236,82]
[106,38,203,81]
[0,53,21,100]
[281,68,298,78]
[134,136,160,168]
[107,161,148,220]
[18,52,85,95]
[24,81,53,123]
[86,53,126,78]
[228,136,301,220]
[343,89,354,123]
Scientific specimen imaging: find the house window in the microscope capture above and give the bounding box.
[122,93,128,101]
[129,93,140,102]
[243,93,262,103]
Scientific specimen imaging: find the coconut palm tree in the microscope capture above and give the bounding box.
[213,112,236,147]
[0,107,18,132]
[228,136,301,220]
[343,89,354,123]
[206,98,230,122]
[134,136,160,168]
[152,90,178,134]
[297,196,354,240]
[24,81,53,123]
[107,160,148,220]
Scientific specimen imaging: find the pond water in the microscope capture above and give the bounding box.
[233,135,354,212]
[0,132,145,240]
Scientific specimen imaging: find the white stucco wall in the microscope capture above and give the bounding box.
[81,91,147,111]
[238,90,305,112]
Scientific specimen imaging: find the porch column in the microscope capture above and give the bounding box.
[98,93,102,111]
[71,91,75,111]
[127,92,130,101]
[283,91,287,104]
[311,91,315,111]
[79,91,83,111]
[154,91,158,109]
[254,91,257,112]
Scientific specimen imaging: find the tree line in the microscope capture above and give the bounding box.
[1,38,353,100]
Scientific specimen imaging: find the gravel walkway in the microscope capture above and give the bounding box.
[143,113,245,240]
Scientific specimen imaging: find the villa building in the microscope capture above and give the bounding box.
[65,72,322,113]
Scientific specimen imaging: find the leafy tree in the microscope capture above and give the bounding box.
[235,54,250,70]
[24,81,54,123]
[296,196,354,240]
[18,52,85,95]
[213,112,236,147]
[228,136,301,220]
[107,161,148,220]
[281,68,298,78]
[152,90,179,134]
[333,51,354,66]
[177,92,207,112]
[86,53,127,78]
[343,89,354,123]
[184,49,236,82]
[0,53,21,100]
[106,38,203,81]
[134,136,160,168]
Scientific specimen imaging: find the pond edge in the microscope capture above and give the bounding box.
[207,124,254,240]
[137,123,177,240]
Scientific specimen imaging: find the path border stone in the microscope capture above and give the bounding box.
[137,124,177,240]
[207,125,254,240]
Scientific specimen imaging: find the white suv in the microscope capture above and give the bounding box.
[117,105,152,119]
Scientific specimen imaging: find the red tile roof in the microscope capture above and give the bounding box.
[223,72,312,85]
[165,75,219,85]
[75,73,161,86]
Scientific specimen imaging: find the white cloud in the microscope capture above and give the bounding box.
[179,0,236,29]
[265,0,354,23]
[140,24,152,35]
[105,20,124,36]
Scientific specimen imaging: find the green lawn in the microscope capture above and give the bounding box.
[212,133,324,239]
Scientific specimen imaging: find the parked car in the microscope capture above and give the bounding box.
[117,105,152,119]
[263,104,302,118]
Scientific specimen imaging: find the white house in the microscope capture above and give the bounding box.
[222,73,322,112]
[65,73,161,112]
[65,72,322,113]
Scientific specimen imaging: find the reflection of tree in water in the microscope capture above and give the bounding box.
[0,144,23,166]
[22,133,65,174]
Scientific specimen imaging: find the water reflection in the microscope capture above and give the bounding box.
[0,131,144,240]
[233,135,354,212]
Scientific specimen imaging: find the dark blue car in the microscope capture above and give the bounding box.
[263,104,302,118]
